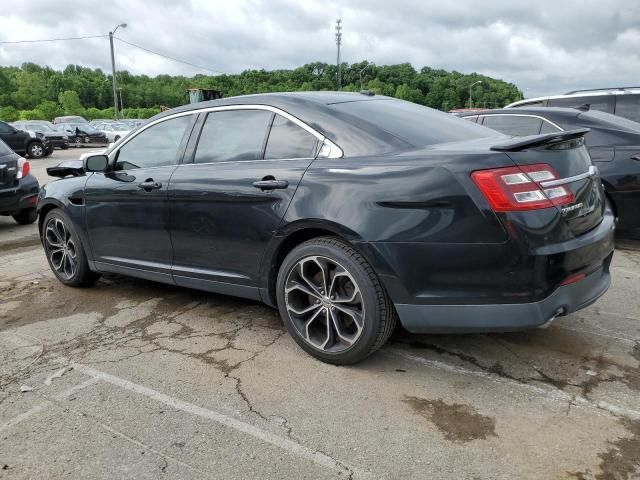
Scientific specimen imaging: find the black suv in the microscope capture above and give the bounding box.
[0,139,39,224]
[12,121,70,150]
[0,121,50,159]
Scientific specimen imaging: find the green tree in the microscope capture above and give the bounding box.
[0,106,19,121]
[58,90,84,115]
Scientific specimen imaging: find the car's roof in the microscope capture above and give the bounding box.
[506,89,640,108]
[154,91,387,119]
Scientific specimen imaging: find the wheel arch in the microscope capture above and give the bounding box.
[260,220,371,307]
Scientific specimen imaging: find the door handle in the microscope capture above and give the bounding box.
[631,154,640,161]
[138,179,162,191]
[252,179,289,190]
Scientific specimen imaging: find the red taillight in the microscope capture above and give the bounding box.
[471,163,574,212]
[17,158,30,179]
[560,272,586,286]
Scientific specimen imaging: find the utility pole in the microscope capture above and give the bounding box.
[118,88,124,116]
[335,19,342,90]
[359,63,370,90]
[109,23,127,120]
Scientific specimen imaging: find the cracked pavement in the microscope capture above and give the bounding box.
[0,151,639,479]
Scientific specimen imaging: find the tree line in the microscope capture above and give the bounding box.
[0,61,522,121]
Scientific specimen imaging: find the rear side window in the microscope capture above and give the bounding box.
[0,122,13,134]
[548,95,614,114]
[480,115,543,136]
[330,99,498,147]
[116,115,192,170]
[0,139,12,156]
[265,115,318,159]
[540,120,562,134]
[614,95,640,123]
[194,110,272,163]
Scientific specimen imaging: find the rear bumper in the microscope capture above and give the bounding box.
[395,260,611,333]
[0,175,40,214]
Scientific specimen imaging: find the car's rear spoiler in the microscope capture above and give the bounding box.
[46,160,85,178]
[490,128,590,152]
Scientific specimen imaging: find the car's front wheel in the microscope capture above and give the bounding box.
[27,141,45,159]
[276,236,396,365]
[42,210,99,287]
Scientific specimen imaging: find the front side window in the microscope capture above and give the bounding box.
[194,110,272,164]
[480,115,543,136]
[115,115,192,170]
[0,122,13,134]
[265,114,318,159]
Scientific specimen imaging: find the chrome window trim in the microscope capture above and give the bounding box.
[540,166,599,188]
[108,104,343,162]
[477,113,564,132]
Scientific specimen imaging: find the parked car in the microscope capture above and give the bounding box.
[506,87,640,123]
[0,120,51,159]
[53,115,89,125]
[39,92,614,364]
[458,107,640,236]
[0,138,39,224]
[57,123,108,144]
[12,121,70,150]
[93,122,131,142]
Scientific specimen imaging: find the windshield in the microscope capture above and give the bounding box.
[27,123,54,132]
[330,98,500,146]
[580,110,640,133]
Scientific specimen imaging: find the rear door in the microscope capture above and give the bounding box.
[168,108,320,298]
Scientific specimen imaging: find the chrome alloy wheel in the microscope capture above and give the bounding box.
[44,217,78,280]
[284,256,364,352]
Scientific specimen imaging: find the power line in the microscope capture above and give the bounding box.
[114,37,224,75]
[0,34,107,44]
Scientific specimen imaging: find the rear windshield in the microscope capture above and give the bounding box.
[0,139,13,156]
[330,99,499,146]
[580,110,640,133]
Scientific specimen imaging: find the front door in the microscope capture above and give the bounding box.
[168,109,320,298]
[84,114,196,283]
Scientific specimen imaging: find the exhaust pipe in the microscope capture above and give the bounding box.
[538,308,565,329]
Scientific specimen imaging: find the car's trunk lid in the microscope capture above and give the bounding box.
[0,155,18,189]
[492,129,605,236]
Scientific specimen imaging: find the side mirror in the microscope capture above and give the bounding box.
[85,154,109,172]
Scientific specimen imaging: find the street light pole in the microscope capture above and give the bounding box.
[335,19,342,90]
[469,80,482,109]
[109,23,127,120]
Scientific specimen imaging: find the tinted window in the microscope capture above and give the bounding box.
[480,115,543,136]
[580,109,640,133]
[330,99,498,146]
[0,139,12,156]
[116,115,192,170]
[461,115,479,123]
[0,122,13,134]
[614,95,640,123]
[548,95,614,114]
[540,120,562,133]
[194,110,272,163]
[265,115,318,159]
[514,100,546,108]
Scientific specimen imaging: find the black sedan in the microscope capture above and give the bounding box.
[57,123,108,144]
[38,93,614,364]
[0,139,39,224]
[458,107,640,236]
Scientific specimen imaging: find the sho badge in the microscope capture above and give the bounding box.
[561,203,584,215]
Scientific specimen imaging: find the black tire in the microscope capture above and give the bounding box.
[61,144,69,150]
[42,209,99,287]
[276,236,396,365]
[12,208,37,225]
[27,141,46,159]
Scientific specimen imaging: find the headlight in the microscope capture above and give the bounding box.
[36,132,45,139]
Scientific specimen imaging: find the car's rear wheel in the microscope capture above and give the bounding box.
[276,236,396,365]
[42,210,99,287]
[12,208,37,225]
[27,141,45,159]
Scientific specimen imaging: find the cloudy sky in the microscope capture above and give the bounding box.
[0,0,638,97]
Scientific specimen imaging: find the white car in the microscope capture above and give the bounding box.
[98,122,131,142]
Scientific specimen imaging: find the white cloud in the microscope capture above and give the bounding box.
[0,0,638,97]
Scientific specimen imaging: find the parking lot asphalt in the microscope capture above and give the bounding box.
[1,149,639,479]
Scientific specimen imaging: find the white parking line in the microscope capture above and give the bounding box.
[385,348,640,420]
[0,377,99,433]
[70,362,368,479]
